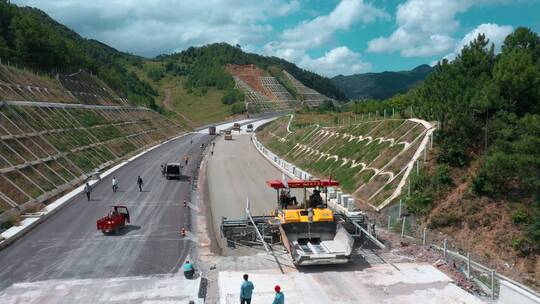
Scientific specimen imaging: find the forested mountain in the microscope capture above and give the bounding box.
[0,1,159,109]
[154,43,347,101]
[354,28,540,282]
[332,64,433,100]
[0,1,346,119]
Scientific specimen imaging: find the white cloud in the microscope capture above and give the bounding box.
[12,0,301,57]
[264,46,371,76]
[441,23,513,61]
[367,0,474,57]
[261,0,385,76]
[300,47,372,76]
[275,0,389,50]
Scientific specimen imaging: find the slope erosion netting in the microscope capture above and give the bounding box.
[257,115,431,210]
[0,64,125,105]
[0,103,182,216]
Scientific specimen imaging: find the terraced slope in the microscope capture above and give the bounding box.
[0,61,184,226]
[0,64,125,105]
[257,115,434,210]
[0,102,182,220]
[284,70,333,108]
[227,64,295,114]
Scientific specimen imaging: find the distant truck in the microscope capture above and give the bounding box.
[164,162,182,179]
[209,126,216,135]
[224,130,232,140]
[246,124,253,132]
[232,123,241,131]
[96,206,130,234]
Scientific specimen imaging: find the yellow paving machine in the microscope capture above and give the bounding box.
[221,178,368,266]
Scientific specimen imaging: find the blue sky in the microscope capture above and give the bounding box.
[12,0,540,77]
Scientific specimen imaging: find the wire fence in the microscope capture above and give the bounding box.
[257,113,540,303]
[378,196,540,302]
[298,106,420,128]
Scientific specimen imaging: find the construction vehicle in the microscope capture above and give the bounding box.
[221,178,364,266]
[224,130,232,140]
[246,124,253,132]
[232,123,241,131]
[97,206,130,234]
[209,126,216,135]
[164,162,182,179]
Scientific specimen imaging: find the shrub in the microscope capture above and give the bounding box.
[527,209,540,249]
[146,65,165,82]
[511,206,531,225]
[222,88,244,105]
[405,191,433,215]
[511,236,535,256]
[0,216,17,230]
[435,164,452,186]
[428,212,461,229]
[230,102,246,114]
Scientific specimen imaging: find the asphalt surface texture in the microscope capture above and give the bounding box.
[206,133,302,249]
[0,132,212,292]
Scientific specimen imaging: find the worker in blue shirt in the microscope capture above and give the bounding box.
[183,260,194,279]
[239,274,254,304]
[272,285,284,304]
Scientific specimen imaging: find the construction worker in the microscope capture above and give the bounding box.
[137,176,144,192]
[272,285,284,304]
[288,191,298,205]
[309,189,323,208]
[112,177,118,192]
[239,274,254,304]
[84,182,92,201]
[183,261,194,279]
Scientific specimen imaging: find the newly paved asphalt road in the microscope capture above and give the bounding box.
[207,133,302,248]
[0,132,212,291]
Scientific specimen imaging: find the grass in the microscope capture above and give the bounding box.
[0,141,25,165]
[257,113,425,207]
[47,159,75,181]
[68,151,96,173]
[4,139,37,161]
[0,100,183,215]
[70,109,104,127]
[93,125,122,141]
[5,170,43,199]
[21,166,55,192]
[0,175,28,204]
[130,62,235,127]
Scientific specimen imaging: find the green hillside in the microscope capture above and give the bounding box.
[332,64,433,100]
[129,61,237,128]
[157,43,347,102]
[374,28,540,287]
[0,1,158,110]
[0,1,346,125]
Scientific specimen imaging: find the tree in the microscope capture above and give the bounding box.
[502,27,540,59]
[494,49,540,114]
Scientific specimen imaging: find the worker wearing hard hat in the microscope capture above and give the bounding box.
[272,285,284,304]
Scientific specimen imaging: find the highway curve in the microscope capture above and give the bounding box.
[0,133,211,291]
